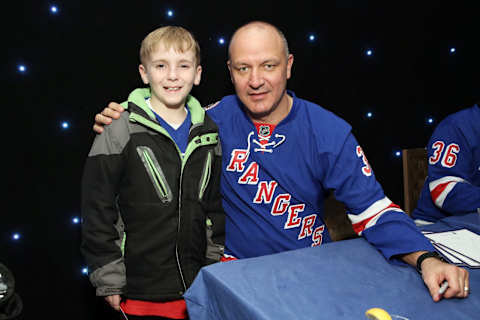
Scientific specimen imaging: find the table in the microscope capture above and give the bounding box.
[184,214,480,320]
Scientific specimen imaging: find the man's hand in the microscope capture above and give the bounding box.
[402,251,469,302]
[93,102,124,133]
[421,256,469,302]
[105,294,122,311]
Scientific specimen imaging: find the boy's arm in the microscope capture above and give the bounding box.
[202,142,225,264]
[81,118,128,298]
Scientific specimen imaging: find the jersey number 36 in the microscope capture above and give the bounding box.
[429,141,460,168]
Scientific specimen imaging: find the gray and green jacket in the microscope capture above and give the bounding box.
[81,88,224,301]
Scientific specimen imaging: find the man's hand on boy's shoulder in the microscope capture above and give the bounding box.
[94,102,124,133]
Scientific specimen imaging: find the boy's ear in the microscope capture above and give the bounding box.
[193,65,202,86]
[138,64,149,84]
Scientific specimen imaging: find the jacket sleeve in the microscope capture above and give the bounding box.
[202,141,225,264]
[425,121,480,215]
[323,131,434,261]
[81,115,129,296]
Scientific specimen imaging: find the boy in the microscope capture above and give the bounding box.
[81,26,224,319]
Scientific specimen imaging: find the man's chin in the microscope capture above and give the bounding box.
[243,105,274,121]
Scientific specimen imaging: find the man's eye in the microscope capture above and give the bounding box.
[264,64,275,70]
[238,66,249,72]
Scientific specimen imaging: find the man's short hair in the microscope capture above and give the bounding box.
[140,26,201,66]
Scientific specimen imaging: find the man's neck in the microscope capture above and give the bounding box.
[248,93,293,125]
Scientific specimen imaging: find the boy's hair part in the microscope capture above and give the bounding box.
[140,26,201,66]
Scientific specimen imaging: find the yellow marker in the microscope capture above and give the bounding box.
[365,307,392,320]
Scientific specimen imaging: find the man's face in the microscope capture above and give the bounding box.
[228,26,293,122]
[139,44,201,111]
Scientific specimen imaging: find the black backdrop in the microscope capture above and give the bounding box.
[2,1,479,319]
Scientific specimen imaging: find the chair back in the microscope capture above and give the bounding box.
[402,148,428,215]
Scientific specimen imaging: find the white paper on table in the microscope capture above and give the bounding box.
[434,243,480,267]
[432,243,467,265]
[424,229,480,264]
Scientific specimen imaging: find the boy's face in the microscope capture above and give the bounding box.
[139,43,202,110]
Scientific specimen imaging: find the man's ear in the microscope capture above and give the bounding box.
[227,60,234,83]
[286,54,294,80]
[138,64,149,84]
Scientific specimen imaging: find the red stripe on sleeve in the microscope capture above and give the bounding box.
[351,203,400,234]
[430,181,454,203]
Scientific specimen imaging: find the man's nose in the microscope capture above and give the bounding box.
[248,69,264,88]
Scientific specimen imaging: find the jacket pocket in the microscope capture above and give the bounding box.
[136,146,173,203]
[198,150,213,201]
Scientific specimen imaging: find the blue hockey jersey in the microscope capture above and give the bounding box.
[412,104,480,222]
[207,92,433,260]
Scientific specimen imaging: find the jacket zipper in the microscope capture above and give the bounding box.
[136,146,172,203]
[130,113,218,293]
[198,151,213,201]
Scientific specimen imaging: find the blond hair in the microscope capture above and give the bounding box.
[140,26,201,66]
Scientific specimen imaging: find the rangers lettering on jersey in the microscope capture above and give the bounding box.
[226,129,325,247]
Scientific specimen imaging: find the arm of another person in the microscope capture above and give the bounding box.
[425,121,480,215]
[81,117,128,311]
[322,131,469,301]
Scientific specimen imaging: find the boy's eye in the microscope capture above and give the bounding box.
[180,64,191,68]
[156,64,165,69]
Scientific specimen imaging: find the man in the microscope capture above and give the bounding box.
[412,103,480,224]
[93,21,469,301]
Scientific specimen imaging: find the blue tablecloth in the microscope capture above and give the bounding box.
[420,212,480,234]
[185,214,480,320]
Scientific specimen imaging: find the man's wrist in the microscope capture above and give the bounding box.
[416,251,445,274]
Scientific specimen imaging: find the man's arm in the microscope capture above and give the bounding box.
[322,131,469,301]
[93,102,125,133]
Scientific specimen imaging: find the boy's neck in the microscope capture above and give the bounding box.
[149,96,188,127]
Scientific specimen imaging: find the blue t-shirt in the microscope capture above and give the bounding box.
[153,107,191,155]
